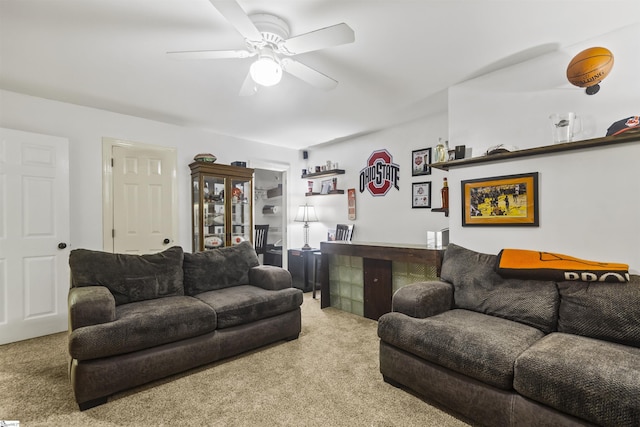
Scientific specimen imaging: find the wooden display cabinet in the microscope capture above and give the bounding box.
[190,162,254,252]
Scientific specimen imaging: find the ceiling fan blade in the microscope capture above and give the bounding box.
[167,49,253,60]
[281,23,354,55]
[282,58,338,90]
[209,0,263,43]
[238,71,257,96]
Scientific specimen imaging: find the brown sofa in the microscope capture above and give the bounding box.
[378,243,640,427]
[68,242,302,410]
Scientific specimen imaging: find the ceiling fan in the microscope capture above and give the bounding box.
[167,0,355,96]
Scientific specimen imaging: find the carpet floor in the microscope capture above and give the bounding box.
[0,293,471,426]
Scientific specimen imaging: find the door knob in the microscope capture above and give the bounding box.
[163,238,171,245]
[58,242,67,249]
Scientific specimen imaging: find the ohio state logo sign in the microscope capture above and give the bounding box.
[359,149,400,196]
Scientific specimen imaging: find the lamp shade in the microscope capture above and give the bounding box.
[295,205,318,222]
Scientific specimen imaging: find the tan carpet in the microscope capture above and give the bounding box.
[0,293,471,426]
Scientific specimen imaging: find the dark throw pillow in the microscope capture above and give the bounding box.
[183,241,260,295]
[440,243,559,333]
[557,275,640,347]
[69,246,184,305]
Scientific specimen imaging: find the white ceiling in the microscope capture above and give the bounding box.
[1,0,638,149]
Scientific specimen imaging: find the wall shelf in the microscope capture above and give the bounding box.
[303,169,346,196]
[305,190,345,196]
[266,184,282,198]
[430,133,640,171]
[302,169,345,179]
[431,208,449,217]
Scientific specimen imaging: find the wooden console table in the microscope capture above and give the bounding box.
[319,241,444,320]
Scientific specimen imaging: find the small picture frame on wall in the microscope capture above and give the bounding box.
[320,179,332,194]
[412,148,432,176]
[347,188,356,220]
[412,182,432,208]
[461,172,539,226]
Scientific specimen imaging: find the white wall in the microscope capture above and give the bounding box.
[447,24,640,272]
[303,23,640,273]
[0,89,299,252]
[293,113,450,249]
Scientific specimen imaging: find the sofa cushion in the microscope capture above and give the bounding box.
[439,243,559,333]
[514,333,640,426]
[69,246,184,305]
[183,241,260,295]
[195,285,303,329]
[378,309,545,390]
[69,296,217,361]
[557,275,640,347]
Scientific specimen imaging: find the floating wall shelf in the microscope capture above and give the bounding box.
[305,190,345,196]
[430,133,640,171]
[301,169,345,179]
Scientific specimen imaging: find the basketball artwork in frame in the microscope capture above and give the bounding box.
[461,172,539,226]
[412,182,432,208]
[412,148,432,176]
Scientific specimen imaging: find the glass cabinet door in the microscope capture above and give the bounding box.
[230,178,252,245]
[203,175,226,248]
[192,175,200,251]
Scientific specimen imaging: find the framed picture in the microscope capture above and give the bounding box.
[347,188,356,220]
[320,179,332,194]
[412,148,432,176]
[461,172,539,226]
[412,182,432,208]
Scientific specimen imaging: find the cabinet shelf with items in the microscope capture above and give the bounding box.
[190,162,254,252]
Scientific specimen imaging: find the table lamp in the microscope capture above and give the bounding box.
[294,204,318,250]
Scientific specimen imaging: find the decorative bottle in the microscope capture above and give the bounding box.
[441,177,449,210]
[435,138,449,163]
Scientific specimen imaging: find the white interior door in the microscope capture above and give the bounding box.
[0,127,70,345]
[107,140,177,254]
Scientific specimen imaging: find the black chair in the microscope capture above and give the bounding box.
[313,224,354,299]
[254,225,269,262]
[335,224,354,241]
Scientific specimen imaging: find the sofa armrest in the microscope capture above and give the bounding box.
[392,281,454,318]
[68,286,116,331]
[249,265,292,291]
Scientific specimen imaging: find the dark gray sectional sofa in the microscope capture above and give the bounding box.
[378,243,640,427]
[68,242,302,410]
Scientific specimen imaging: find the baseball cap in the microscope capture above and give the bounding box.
[606,116,640,136]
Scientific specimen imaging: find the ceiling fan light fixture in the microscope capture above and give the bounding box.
[250,49,282,87]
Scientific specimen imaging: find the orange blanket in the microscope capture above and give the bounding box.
[496,249,629,283]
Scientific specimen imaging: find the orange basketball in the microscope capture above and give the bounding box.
[566,47,614,88]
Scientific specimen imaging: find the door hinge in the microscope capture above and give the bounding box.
[111,158,114,167]
[112,229,115,238]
